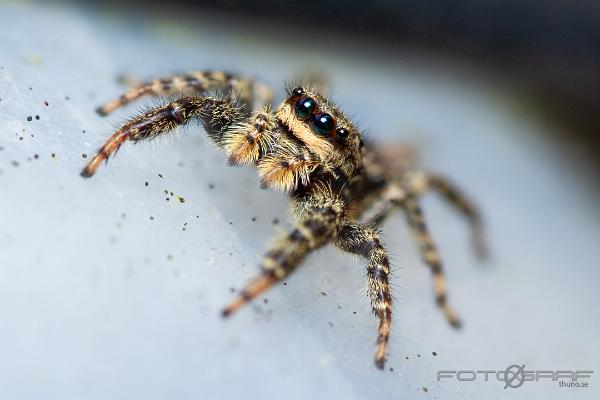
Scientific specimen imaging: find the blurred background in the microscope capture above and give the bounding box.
[0,1,598,399]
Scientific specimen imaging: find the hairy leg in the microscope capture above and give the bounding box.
[362,172,487,258]
[96,70,272,116]
[222,190,344,316]
[81,95,244,177]
[425,173,487,259]
[401,193,462,327]
[335,222,392,369]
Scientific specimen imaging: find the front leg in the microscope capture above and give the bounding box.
[335,222,392,369]
[81,96,244,177]
[222,189,345,316]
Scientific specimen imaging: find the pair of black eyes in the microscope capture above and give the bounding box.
[292,87,348,139]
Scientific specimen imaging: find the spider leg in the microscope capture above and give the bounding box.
[363,172,487,258]
[335,222,392,369]
[424,173,487,259]
[360,183,406,226]
[81,95,244,177]
[95,70,272,116]
[401,193,462,328]
[222,192,343,316]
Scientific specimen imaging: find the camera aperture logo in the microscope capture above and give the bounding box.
[437,365,593,389]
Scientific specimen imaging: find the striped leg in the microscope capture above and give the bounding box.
[81,96,243,177]
[426,174,487,259]
[335,223,393,369]
[402,194,462,327]
[222,203,342,317]
[95,71,272,116]
[403,171,487,259]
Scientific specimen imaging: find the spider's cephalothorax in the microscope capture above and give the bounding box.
[82,71,487,369]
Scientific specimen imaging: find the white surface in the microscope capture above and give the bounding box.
[0,2,599,399]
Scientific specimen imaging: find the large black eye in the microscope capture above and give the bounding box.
[312,113,335,136]
[294,96,316,120]
[291,87,304,97]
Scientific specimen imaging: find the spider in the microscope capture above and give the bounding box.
[81,70,486,369]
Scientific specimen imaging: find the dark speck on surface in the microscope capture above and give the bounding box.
[35,115,40,120]
[422,387,428,393]
[177,196,185,203]
[320,291,327,296]
[43,100,49,106]
[81,153,87,159]
[432,351,437,356]
[389,367,394,372]
[51,153,55,158]
[251,217,257,222]
[149,216,154,220]
[208,183,215,189]
[11,160,19,167]
[158,173,163,178]
[33,154,39,159]
[166,254,173,261]
[272,218,279,225]
[26,116,32,121]
[144,181,148,187]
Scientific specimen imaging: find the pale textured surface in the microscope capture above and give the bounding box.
[0,2,599,399]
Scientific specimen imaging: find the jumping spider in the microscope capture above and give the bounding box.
[82,71,486,369]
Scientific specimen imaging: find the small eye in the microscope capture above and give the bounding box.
[291,87,304,97]
[294,96,316,120]
[312,113,335,136]
[335,127,349,139]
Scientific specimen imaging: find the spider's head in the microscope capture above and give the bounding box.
[275,86,363,183]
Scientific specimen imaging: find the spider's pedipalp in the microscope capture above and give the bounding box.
[335,222,393,369]
[258,144,319,191]
[224,107,278,166]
